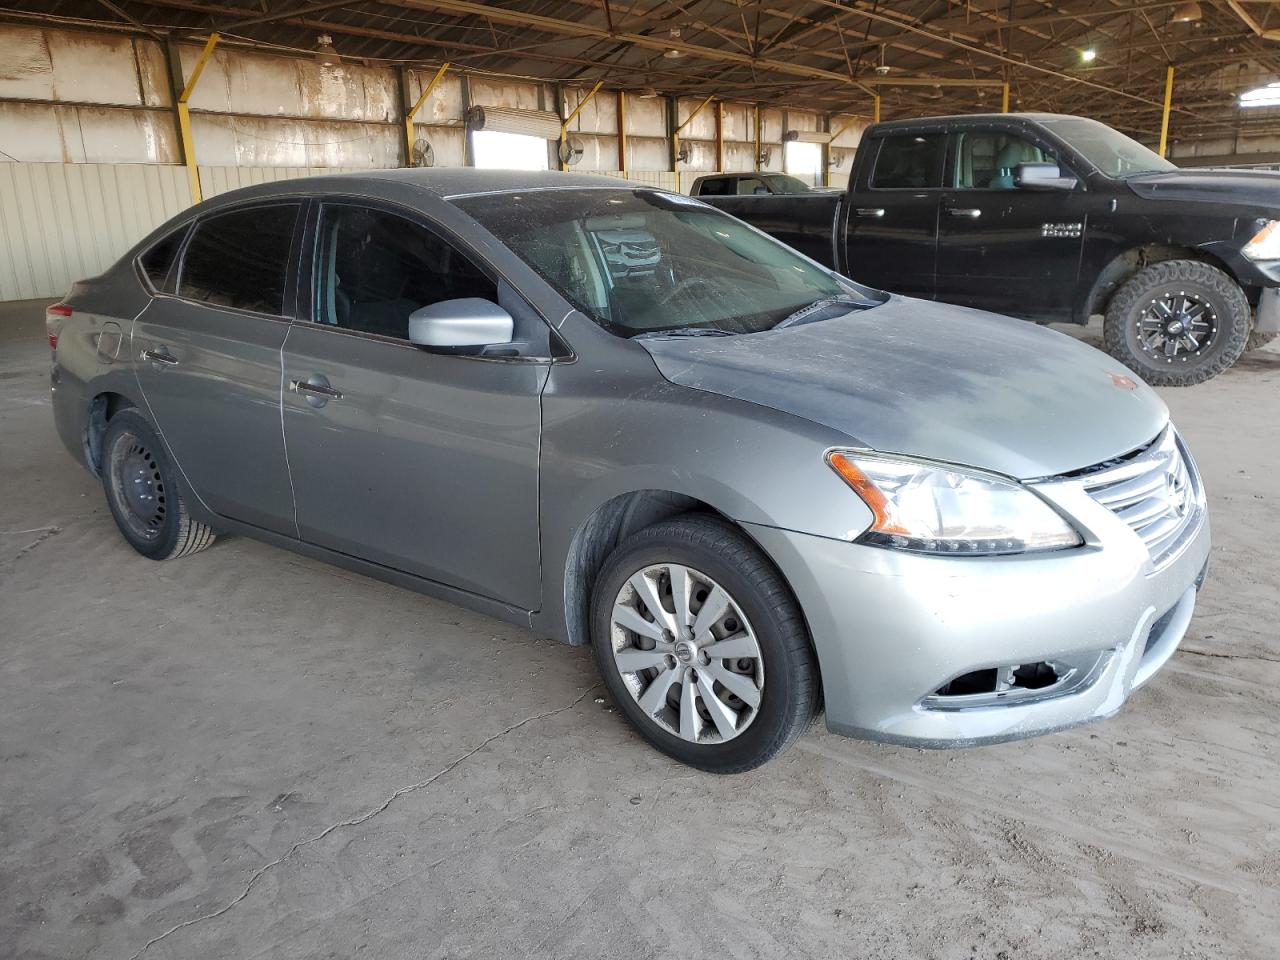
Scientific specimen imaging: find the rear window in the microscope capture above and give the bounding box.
[871,134,945,189]
[695,177,732,196]
[138,228,186,290]
[178,204,300,315]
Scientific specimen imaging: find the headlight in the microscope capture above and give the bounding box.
[1243,220,1280,261]
[826,451,1082,555]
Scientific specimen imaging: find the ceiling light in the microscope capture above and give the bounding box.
[1240,83,1280,108]
[1080,48,1097,63]
[1170,1,1202,24]
[314,33,339,66]
[664,26,684,59]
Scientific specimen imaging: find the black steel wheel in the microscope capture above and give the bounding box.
[1104,260,1249,386]
[101,409,216,561]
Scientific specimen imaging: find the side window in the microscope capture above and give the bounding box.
[314,205,497,341]
[870,134,945,189]
[178,204,299,314]
[696,178,731,196]
[735,178,769,196]
[953,131,1056,190]
[138,227,187,291]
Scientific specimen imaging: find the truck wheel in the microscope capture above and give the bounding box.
[1246,329,1277,352]
[1103,260,1250,386]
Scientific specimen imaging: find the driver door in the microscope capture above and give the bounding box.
[934,128,1087,321]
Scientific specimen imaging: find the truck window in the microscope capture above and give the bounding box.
[870,134,944,189]
[696,177,732,196]
[953,132,1056,190]
[735,178,769,195]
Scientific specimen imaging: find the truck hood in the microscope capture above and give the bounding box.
[1125,168,1280,207]
[638,296,1168,480]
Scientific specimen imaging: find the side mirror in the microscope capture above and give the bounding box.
[408,298,514,349]
[1014,161,1077,191]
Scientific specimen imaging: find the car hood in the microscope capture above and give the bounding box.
[638,297,1168,480]
[1125,168,1280,207]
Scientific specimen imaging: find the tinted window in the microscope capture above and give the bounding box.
[178,204,299,315]
[696,178,732,196]
[139,228,186,290]
[315,205,497,341]
[735,178,769,195]
[871,134,944,189]
[953,132,1056,189]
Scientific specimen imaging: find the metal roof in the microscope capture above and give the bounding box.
[6,1,1280,142]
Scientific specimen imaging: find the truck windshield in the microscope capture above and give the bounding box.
[453,189,876,337]
[1039,116,1177,178]
[765,174,813,194]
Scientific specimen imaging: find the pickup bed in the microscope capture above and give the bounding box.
[700,112,1280,385]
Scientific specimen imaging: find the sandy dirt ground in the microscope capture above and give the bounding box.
[1,298,1277,960]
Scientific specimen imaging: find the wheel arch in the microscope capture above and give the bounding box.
[85,390,140,477]
[1082,243,1239,323]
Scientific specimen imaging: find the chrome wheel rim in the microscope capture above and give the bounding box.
[609,563,763,744]
[107,431,166,541]
[1136,291,1218,363]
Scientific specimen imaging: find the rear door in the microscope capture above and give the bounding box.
[933,126,1086,321]
[844,131,945,297]
[132,201,301,535]
[280,200,547,610]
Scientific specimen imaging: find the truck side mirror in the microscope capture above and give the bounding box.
[1014,162,1077,191]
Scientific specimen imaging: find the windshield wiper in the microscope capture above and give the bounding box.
[633,326,737,340]
[772,295,877,330]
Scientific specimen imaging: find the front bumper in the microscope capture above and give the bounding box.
[743,489,1210,748]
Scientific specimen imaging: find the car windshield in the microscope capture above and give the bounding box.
[454,189,876,337]
[764,174,813,194]
[1039,116,1177,178]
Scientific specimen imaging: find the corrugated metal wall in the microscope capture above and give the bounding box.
[0,162,187,301]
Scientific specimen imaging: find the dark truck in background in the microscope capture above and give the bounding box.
[700,112,1280,385]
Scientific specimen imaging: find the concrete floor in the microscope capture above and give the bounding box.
[2,297,1278,960]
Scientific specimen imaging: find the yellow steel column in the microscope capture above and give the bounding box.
[1159,65,1175,158]
[673,94,715,193]
[405,63,450,166]
[1001,82,1009,113]
[754,104,762,170]
[873,94,881,123]
[560,80,604,171]
[177,32,220,204]
[715,100,724,172]
[617,90,628,177]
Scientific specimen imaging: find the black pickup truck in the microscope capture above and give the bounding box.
[701,112,1280,385]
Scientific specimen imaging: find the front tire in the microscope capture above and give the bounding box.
[1103,259,1250,386]
[589,515,819,773]
[101,409,216,561]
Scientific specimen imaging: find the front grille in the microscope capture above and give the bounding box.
[1079,428,1202,567]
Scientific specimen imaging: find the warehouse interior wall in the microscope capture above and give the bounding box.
[0,21,872,301]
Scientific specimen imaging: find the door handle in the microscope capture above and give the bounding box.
[141,348,179,366]
[945,207,982,218]
[289,376,343,407]
[855,207,885,218]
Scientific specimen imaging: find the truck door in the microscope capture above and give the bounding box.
[933,128,1086,322]
[843,132,944,299]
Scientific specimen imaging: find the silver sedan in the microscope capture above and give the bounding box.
[47,169,1209,772]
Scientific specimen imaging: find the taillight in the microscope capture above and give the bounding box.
[46,302,71,355]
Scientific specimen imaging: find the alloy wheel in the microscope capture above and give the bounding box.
[609,563,763,744]
[1136,291,1219,363]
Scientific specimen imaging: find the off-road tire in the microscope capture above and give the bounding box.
[1103,259,1250,386]
[101,409,217,561]
[590,514,819,773]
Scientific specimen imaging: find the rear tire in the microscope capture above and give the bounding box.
[589,515,819,773]
[1103,259,1249,386]
[101,410,216,561]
